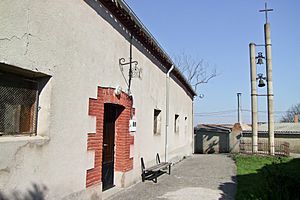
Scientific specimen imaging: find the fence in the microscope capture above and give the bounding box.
[240,140,290,156]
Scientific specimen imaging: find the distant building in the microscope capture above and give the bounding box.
[0,1,196,199]
[194,122,300,154]
[194,124,242,154]
[242,122,300,153]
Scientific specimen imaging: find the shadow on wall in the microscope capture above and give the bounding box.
[206,139,218,154]
[194,134,220,154]
[234,158,300,200]
[194,131,230,154]
[0,184,47,200]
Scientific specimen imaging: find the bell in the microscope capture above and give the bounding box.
[256,52,265,65]
[257,58,264,65]
[258,79,265,87]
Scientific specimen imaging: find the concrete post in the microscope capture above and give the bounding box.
[250,43,258,153]
[264,23,275,155]
[237,93,242,124]
[295,115,299,123]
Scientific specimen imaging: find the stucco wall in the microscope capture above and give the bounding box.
[194,131,229,154]
[0,0,193,199]
[242,135,300,153]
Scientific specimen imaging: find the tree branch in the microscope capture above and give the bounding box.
[174,52,217,95]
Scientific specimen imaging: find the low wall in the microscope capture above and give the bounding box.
[242,133,300,153]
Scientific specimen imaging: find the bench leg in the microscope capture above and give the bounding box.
[141,172,145,182]
[153,177,157,183]
[168,165,171,175]
[151,171,161,183]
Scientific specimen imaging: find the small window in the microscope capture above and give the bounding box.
[0,72,38,136]
[174,114,179,133]
[153,109,161,135]
[184,117,188,134]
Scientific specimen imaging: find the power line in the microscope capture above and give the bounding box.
[194,109,287,116]
[194,109,236,116]
[241,109,286,113]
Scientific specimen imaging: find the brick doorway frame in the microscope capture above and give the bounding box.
[86,87,134,188]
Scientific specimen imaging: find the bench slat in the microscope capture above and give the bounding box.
[145,162,171,172]
[141,154,172,183]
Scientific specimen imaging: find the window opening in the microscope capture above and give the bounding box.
[153,109,161,135]
[174,114,179,133]
[0,72,38,136]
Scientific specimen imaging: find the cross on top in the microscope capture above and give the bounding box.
[259,2,274,23]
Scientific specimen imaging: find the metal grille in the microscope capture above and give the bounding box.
[0,75,38,136]
[240,139,290,156]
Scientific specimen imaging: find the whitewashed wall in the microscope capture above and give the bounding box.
[0,0,194,199]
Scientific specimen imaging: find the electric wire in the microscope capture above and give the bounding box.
[194,109,286,116]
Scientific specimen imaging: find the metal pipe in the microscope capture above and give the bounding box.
[250,43,258,153]
[165,65,174,162]
[264,23,275,155]
[128,35,133,94]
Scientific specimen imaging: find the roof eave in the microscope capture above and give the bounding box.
[99,0,197,97]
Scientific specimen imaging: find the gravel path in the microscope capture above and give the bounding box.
[106,154,237,200]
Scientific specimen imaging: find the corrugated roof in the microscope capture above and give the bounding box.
[195,124,232,132]
[242,123,300,134]
[195,123,300,135]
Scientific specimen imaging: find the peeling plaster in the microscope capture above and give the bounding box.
[0,137,49,189]
[0,167,10,173]
[0,32,40,55]
[0,5,40,56]
[0,167,10,189]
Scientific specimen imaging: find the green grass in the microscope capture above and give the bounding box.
[234,154,300,200]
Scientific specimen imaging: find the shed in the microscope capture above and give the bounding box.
[194,124,231,154]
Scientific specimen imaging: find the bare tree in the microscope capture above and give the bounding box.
[173,53,217,93]
[280,103,300,122]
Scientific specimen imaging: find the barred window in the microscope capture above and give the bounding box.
[0,72,38,136]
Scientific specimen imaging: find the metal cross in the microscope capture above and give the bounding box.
[259,2,274,23]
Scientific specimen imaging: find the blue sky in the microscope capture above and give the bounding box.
[124,0,300,124]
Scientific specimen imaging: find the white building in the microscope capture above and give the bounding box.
[0,0,196,199]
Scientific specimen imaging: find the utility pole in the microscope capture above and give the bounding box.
[249,43,258,153]
[237,93,242,124]
[260,3,275,155]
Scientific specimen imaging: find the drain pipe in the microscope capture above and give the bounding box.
[165,65,174,162]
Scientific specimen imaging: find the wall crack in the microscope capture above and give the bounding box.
[0,33,28,42]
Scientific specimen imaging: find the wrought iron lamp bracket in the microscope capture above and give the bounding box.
[119,58,142,79]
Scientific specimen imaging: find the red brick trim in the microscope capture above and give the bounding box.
[86,87,134,188]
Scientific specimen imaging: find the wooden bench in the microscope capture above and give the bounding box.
[141,153,171,183]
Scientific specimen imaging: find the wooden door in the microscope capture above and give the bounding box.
[102,104,117,191]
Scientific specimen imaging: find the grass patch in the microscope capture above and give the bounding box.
[234,154,300,200]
